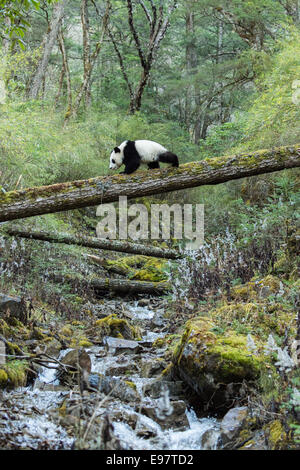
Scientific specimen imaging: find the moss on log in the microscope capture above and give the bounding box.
[0,143,299,222]
[53,273,170,295]
[4,228,181,259]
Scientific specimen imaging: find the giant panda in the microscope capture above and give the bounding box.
[109,140,179,175]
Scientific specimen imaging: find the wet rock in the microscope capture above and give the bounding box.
[33,380,68,392]
[0,293,27,324]
[220,406,248,443]
[88,374,139,402]
[141,400,188,430]
[150,310,165,328]
[140,358,166,378]
[201,428,221,450]
[105,362,139,376]
[143,380,185,399]
[99,414,122,450]
[0,340,5,365]
[58,349,91,388]
[104,337,141,355]
[24,339,40,351]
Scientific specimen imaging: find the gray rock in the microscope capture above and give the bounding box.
[150,310,165,328]
[141,400,188,430]
[140,358,166,378]
[220,406,248,443]
[201,429,221,450]
[0,293,27,324]
[104,336,141,355]
[105,362,139,376]
[88,374,139,402]
[143,380,185,399]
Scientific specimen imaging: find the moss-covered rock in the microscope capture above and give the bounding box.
[60,325,73,337]
[173,317,265,411]
[0,360,28,389]
[69,337,93,348]
[0,369,8,386]
[106,255,167,282]
[231,275,284,302]
[264,420,289,450]
[209,301,295,338]
[94,314,140,340]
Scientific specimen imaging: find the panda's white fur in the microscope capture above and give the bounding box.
[109,139,179,175]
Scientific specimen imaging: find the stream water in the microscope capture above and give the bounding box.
[0,299,222,450]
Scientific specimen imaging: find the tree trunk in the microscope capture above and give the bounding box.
[110,0,177,114]
[55,26,72,110]
[53,274,169,295]
[185,3,198,131]
[64,0,111,124]
[28,1,67,100]
[4,228,181,259]
[0,143,299,222]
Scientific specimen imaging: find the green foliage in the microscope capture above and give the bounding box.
[198,122,243,158]
[0,1,56,49]
[237,31,300,150]
[0,101,115,190]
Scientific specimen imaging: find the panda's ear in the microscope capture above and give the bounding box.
[114,147,121,153]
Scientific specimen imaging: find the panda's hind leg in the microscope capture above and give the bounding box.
[158,152,179,167]
[148,161,160,170]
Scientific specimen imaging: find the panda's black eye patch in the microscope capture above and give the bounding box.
[114,147,121,153]
[112,159,115,164]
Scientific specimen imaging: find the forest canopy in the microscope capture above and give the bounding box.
[0,0,299,452]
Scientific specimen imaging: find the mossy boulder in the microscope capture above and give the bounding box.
[94,314,140,340]
[264,420,289,450]
[231,275,284,302]
[173,317,265,411]
[69,337,93,348]
[106,255,167,282]
[0,360,28,389]
[60,324,73,337]
[209,301,295,338]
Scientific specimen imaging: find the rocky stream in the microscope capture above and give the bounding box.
[0,297,238,451]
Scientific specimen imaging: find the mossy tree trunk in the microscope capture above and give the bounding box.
[4,228,181,259]
[53,274,169,295]
[0,143,299,222]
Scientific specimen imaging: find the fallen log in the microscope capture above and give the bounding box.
[53,273,170,295]
[3,227,181,259]
[0,143,299,222]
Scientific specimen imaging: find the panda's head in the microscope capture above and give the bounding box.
[109,146,123,170]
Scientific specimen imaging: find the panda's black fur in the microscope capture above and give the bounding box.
[110,140,179,175]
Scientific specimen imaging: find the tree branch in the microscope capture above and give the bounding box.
[126,0,147,68]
